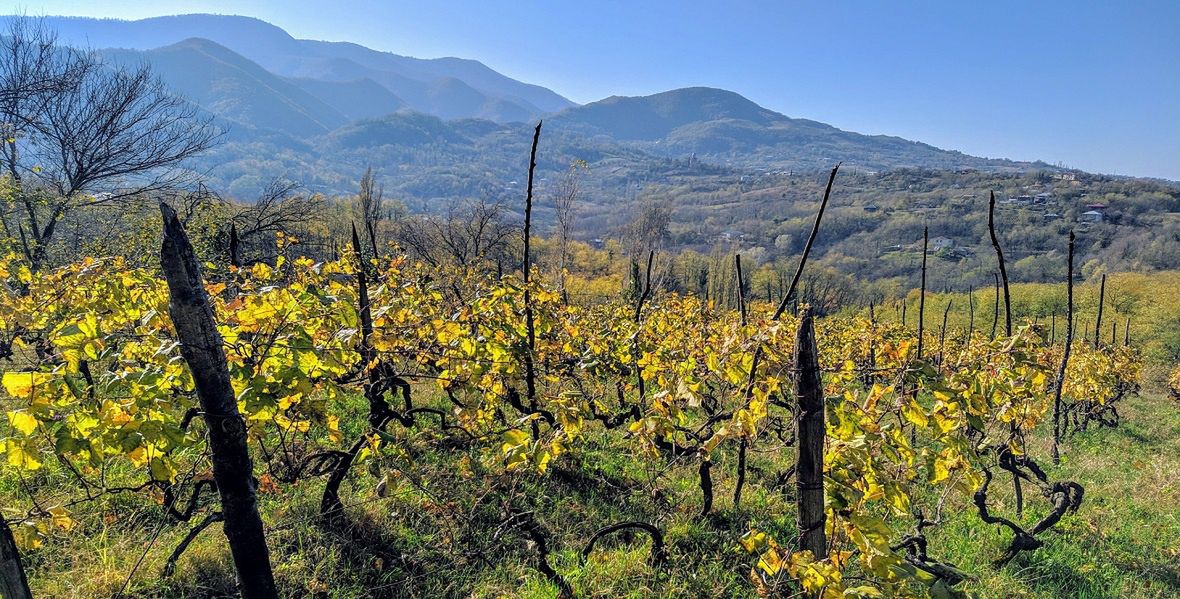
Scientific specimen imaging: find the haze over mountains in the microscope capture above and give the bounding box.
[6,13,1055,200]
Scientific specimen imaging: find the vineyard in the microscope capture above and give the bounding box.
[0,143,1176,599]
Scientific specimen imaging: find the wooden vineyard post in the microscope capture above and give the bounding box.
[0,516,33,599]
[1094,274,1106,348]
[991,273,1000,339]
[1052,231,1076,465]
[967,285,975,340]
[988,191,1012,336]
[794,309,826,560]
[159,203,279,599]
[917,226,928,359]
[733,254,748,509]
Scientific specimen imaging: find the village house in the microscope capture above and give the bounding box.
[911,236,955,252]
[930,236,955,251]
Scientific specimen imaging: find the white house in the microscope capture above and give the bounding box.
[1080,210,1104,223]
[930,236,955,251]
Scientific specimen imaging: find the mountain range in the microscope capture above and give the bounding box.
[3,14,1050,200]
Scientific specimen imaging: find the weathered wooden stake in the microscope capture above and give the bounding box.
[938,298,952,364]
[988,190,1012,336]
[733,254,748,509]
[1052,231,1076,465]
[991,272,1000,339]
[523,121,542,416]
[794,309,826,559]
[967,285,975,340]
[0,516,33,599]
[1093,274,1106,348]
[917,226,928,359]
[159,203,278,599]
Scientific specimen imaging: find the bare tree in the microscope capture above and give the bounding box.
[173,182,224,225]
[0,17,89,265]
[551,160,586,300]
[1,16,220,269]
[0,17,89,176]
[231,179,323,264]
[358,166,385,257]
[622,200,670,261]
[393,198,518,272]
[799,269,854,316]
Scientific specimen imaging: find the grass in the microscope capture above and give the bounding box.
[929,391,1180,598]
[8,390,1179,598]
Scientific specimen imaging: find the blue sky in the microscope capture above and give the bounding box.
[11,1,1180,179]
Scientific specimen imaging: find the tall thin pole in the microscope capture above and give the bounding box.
[917,226,928,359]
[1093,274,1106,348]
[991,272,1000,339]
[522,122,542,417]
[773,164,840,319]
[988,191,1012,336]
[1052,231,1075,465]
[967,285,975,340]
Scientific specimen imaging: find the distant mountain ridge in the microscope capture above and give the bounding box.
[550,87,1014,170]
[12,13,575,122]
[1,14,1054,200]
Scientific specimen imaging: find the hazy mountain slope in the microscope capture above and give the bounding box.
[24,14,575,122]
[289,77,405,121]
[100,38,350,136]
[290,38,571,114]
[552,87,783,140]
[3,14,1057,198]
[165,85,1045,199]
[552,87,1030,170]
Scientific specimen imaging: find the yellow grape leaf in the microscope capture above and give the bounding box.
[795,561,830,591]
[757,546,784,576]
[48,506,74,531]
[930,455,952,484]
[327,414,343,443]
[501,429,529,451]
[11,522,42,550]
[126,446,149,467]
[7,411,38,436]
[849,512,893,553]
[1032,371,1047,389]
[739,530,767,553]
[535,448,554,473]
[150,456,178,483]
[2,372,52,398]
[6,439,42,470]
[901,398,927,428]
[844,585,884,597]
[883,481,911,516]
